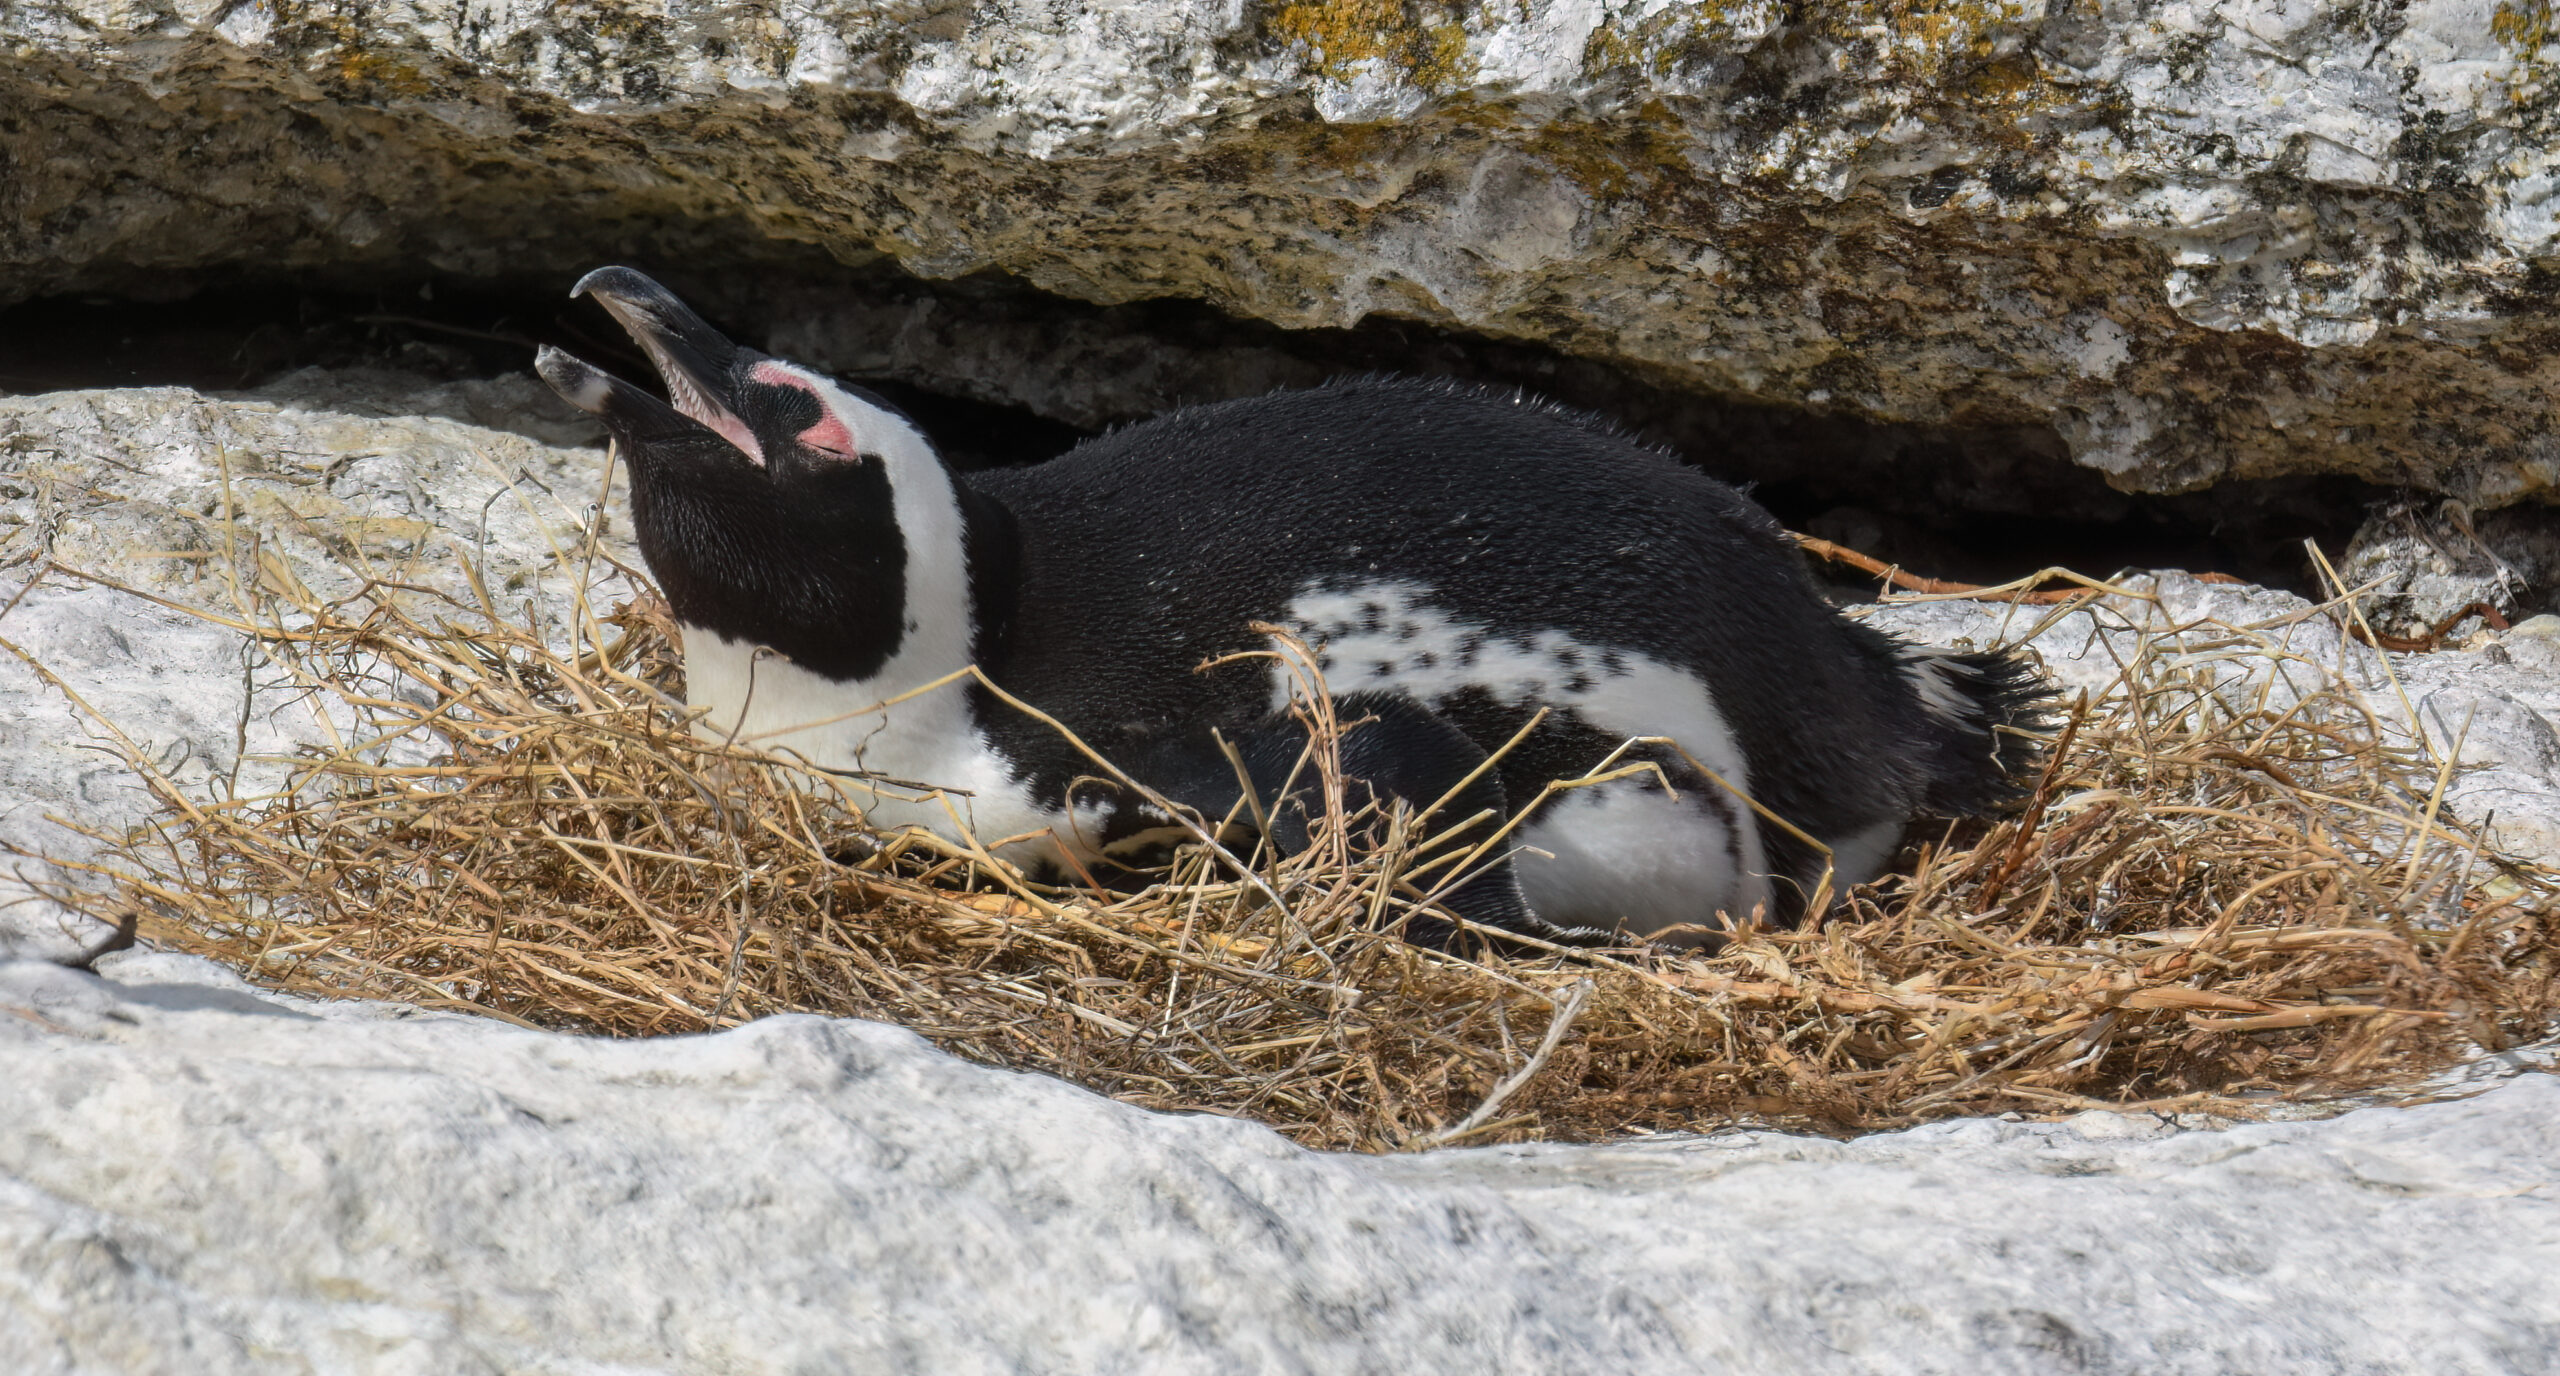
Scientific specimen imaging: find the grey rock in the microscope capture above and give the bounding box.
[1858,571,2560,869]
[2342,502,2560,638]
[241,366,610,452]
[0,375,633,959]
[2,0,2559,507]
[2,952,2556,1374]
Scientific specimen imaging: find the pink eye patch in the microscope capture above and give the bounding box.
[753,361,861,460]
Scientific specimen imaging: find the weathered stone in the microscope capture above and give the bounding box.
[0,372,633,960]
[4,950,2558,1374]
[1862,571,2560,867]
[3,0,2558,510]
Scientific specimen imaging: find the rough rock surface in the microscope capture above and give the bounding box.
[2342,499,2560,634]
[0,371,633,960]
[1861,574,2560,865]
[3,951,2558,1375]
[5,1,2560,507]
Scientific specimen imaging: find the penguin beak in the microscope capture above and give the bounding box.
[564,267,765,466]
[536,344,756,468]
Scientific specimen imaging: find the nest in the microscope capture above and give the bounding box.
[20,553,2559,1151]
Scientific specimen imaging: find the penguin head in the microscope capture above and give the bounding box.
[536,267,930,488]
[536,268,934,681]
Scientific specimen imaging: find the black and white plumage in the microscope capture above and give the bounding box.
[537,267,2050,947]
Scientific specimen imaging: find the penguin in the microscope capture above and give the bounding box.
[535,267,2050,948]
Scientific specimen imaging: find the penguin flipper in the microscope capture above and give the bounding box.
[1319,691,1537,947]
[1127,692,1542,949]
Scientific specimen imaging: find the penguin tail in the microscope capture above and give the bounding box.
[1899,646,2060,817]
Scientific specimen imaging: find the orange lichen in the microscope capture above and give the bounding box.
[2493,0,2556,52]
[2492,0,2558,104]
[1524,103,1696,204]
[1270,0,1474,93]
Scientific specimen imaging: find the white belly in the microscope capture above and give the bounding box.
[1824,818,1907,893]
[1514,778,1753,944]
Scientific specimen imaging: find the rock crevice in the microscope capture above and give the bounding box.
[2,0,2556,505]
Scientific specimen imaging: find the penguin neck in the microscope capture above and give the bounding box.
[631,462,878,679]
[631,432,986,748]
[847,430,980,698]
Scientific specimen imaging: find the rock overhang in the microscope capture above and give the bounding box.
[0,0,2555,511]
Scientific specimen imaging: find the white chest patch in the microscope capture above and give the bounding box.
[667,368,1121,868]
[681,629,1105,866]
[1276,580,1774,927]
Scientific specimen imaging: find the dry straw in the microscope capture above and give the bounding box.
[13,536,2557,1151]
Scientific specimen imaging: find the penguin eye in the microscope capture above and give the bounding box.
[797,410,862,462]
[746,361,865,465]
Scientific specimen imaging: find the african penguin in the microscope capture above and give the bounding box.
[536,267,2050,948]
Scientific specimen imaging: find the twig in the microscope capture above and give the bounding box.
[2344,601,2511,654]
[1414,979,1593,1148]
[1792,533,2244,603]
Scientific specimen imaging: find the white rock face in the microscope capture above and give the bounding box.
[3,951,2557,1374]
[3,1,2558,502]
[0,373,632,960]
[2341,502,2560,635]
[1862,572,2560,865]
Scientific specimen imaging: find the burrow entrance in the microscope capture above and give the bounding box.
[0,261,2393,598]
